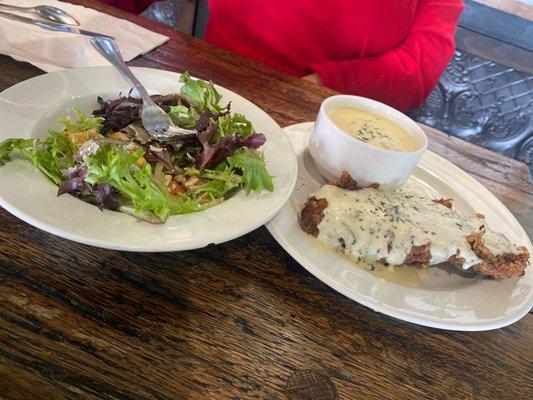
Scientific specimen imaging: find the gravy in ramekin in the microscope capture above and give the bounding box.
[328,107,418,152]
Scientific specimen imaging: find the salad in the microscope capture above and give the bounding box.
[0,72,273,224]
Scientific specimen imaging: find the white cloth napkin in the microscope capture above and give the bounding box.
[0,0,169,72]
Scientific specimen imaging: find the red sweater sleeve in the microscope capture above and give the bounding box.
[310,0,464,111]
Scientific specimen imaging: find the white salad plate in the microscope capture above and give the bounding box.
[266,122,532,331]
[0,67,297,251]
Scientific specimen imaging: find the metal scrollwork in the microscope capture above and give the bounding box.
[141,1,181,29]
[410,49,533,176]
[484,114,528,141]
[411,84,445,122]
[451,91,477,129]
[445,62,471,86]
[517,137,533,174]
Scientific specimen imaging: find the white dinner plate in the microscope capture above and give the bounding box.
[266,122,532,331]
[0,67,297,251]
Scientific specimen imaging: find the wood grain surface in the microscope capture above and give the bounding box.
[0,2,532,399]
[474,0,533,20]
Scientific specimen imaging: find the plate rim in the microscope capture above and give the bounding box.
[0,66,298,252]
[266,122,533,331]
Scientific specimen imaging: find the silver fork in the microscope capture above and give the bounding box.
[90,36,197,140]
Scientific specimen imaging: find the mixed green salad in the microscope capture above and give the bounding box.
[0,72,273,223]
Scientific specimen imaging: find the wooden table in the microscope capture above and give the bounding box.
[0,2,532,399]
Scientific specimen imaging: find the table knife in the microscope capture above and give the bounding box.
[0,10,115,40]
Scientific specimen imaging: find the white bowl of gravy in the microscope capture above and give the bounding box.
[309,95,427,188]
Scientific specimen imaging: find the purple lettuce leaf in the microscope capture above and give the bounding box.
[93,93,185,135]
[57,165,118,211]
[195,131,266,169]
[194,109,214,133]
[95,183,119,211]
[144,144,181,174]
[193,102,231,133]
[57,165,88,196]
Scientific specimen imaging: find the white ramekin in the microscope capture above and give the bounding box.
[308,95,428,188]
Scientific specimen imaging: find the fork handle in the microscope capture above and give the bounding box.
[90,36,155,106]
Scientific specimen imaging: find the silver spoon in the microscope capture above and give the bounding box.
[90,36,196,140]
[0,3,79,25]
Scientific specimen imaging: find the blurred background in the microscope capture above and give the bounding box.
[141,0,532,175]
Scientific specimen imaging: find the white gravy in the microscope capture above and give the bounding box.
[328,107,418,152]
[313,184,517,269]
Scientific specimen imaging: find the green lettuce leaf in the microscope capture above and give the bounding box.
[34,131,78,183]
[0,138,35,166]
[179,71,228,114]
[168,104,197,128]
[0,131,76,185]
[216,113,253,139]
[83,144,207,221]
[227,148,274,194]
[185,165,242,201]
[0,111,101,184]
[59,109,104,133]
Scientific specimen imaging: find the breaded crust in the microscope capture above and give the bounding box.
[332,171,379,191]
[299,197,328,237]
[466,229,530,279]
[433,198,453,209]
[404,243,431,264]
[447,252,466,267]
[337,171,359,190]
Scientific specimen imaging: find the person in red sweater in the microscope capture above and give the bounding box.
[101,0,463,111]
[205,0,464,111]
